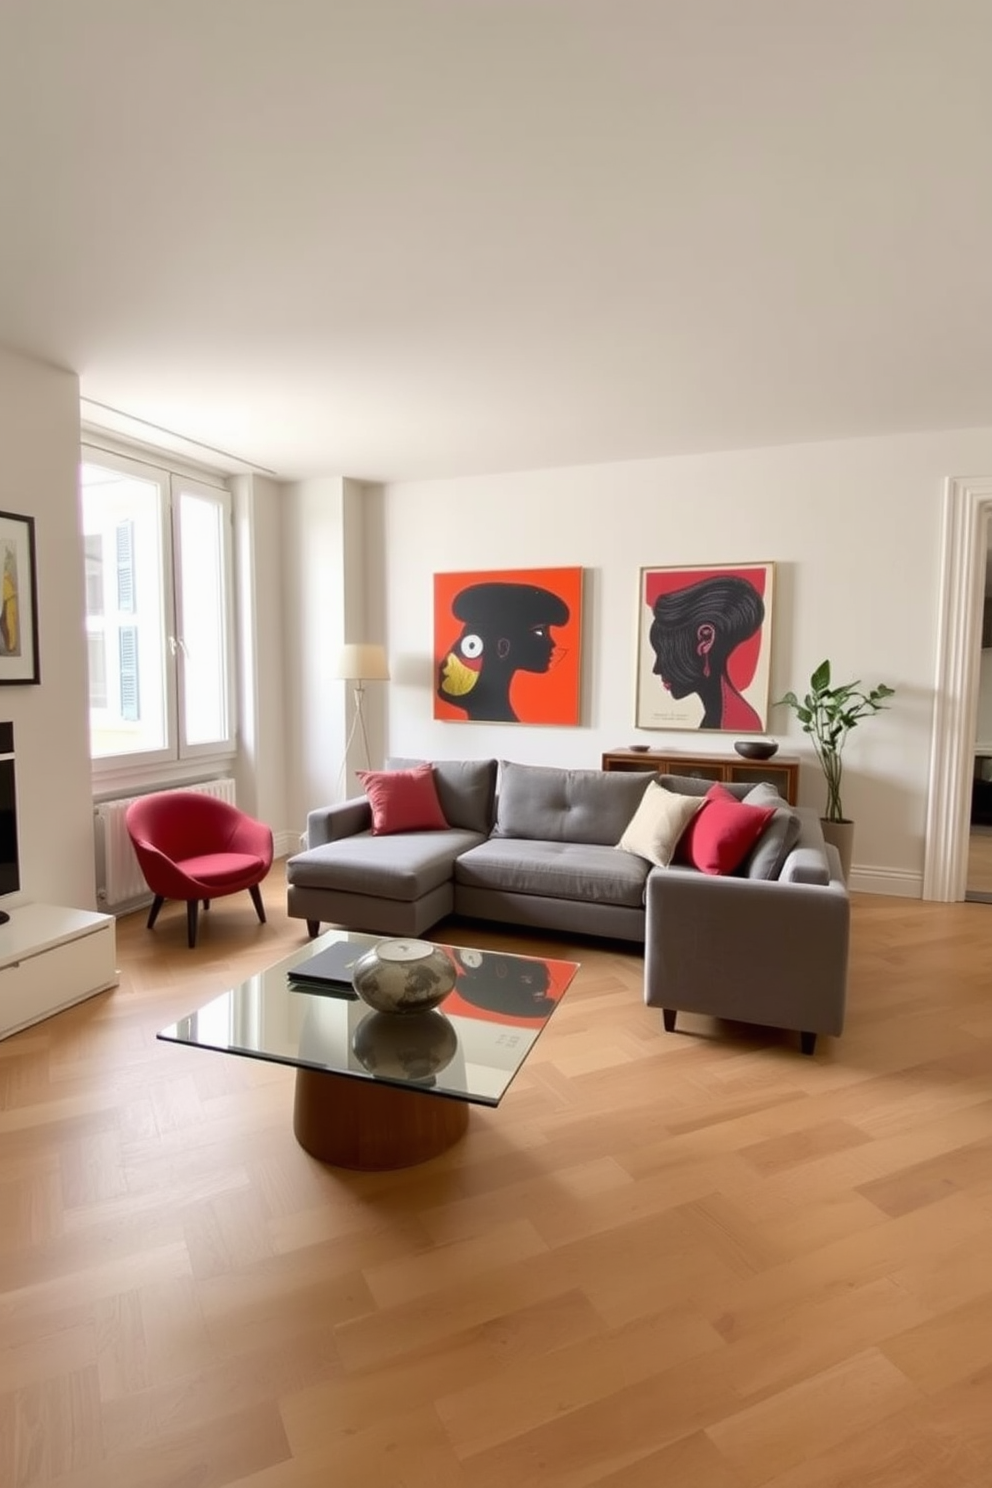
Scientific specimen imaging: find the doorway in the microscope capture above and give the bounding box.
[925,476,992,901]
[966,575,992,901]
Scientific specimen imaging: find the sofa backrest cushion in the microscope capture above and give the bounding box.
[740,782,803,879]
[358,764,449,834]
[493,760,653,845]
[386,757,498,834]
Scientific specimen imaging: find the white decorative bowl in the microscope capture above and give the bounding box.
[351,938,457,1014]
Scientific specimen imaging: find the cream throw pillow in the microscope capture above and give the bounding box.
[616,782,704,868]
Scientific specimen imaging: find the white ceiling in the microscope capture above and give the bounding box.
[1,0,991,482]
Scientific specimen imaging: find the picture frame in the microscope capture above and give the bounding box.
[635,562,774,731]
[0,510,41,685]
[434,566,583,725]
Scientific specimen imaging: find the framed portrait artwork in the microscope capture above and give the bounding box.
[635,562,774,731]
[434,566,583,724]
[0,511,40,685]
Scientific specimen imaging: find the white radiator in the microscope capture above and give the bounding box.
[95,778,238,910]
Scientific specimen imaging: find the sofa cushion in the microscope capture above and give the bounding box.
[493,761,653,846]
[616,782,704,868]
[741,782,803,879]
[677,785,776,875]
[386,757,498,833]
[287,829,482,902]
[358,764,449,834]
[180,851,266,886]
[779,847,831,886]
[455,837,649,908]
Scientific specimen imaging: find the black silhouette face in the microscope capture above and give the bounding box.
[453,950,556,1017]
[438,620,556,701]
[437,582,569,712]
[514,623,555,673]
[649,617,702,697]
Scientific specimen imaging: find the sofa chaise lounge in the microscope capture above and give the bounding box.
[285,757,850,1053]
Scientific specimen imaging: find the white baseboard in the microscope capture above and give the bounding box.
[274,830,300,860]
[848,866,922,898]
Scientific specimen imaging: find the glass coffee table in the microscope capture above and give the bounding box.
[158,929,580,1170]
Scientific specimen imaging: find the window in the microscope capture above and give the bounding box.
[81,444,235,772]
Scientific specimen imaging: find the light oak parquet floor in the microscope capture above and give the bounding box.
[2,869,992,1486]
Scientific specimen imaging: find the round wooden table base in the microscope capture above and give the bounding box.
[292,1066,470,1169]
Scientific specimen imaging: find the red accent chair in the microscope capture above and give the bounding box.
[125,791,274,949]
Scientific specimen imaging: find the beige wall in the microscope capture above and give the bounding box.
[373,428,992,897]
[232,472,292,851]
[0,345,97,909]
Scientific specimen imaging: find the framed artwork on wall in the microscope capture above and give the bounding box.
[434,566,583,724]
[635,562,774,731]
[0,510,40,685]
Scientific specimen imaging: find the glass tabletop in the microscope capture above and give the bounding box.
[157,929,580,1107]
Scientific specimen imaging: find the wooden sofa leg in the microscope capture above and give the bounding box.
[306,919,320,939]
[800,1031,817,1056]
[662,1008,677,1033]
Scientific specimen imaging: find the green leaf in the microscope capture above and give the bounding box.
[774,660,896,823]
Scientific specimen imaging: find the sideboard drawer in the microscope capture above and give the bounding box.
[0,921,117,1038]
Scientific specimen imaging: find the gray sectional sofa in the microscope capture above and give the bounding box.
[285,757,850,1053]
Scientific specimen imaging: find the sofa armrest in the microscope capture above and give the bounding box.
[306,797,372,847]
[644,864,850,1037]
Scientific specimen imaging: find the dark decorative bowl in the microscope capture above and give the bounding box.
[628,744,651,752]
[734,739,779,760]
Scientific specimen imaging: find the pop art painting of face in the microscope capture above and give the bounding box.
[434,567,583,724]
[636,563,774,731]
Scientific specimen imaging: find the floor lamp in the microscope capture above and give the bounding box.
[335,643,390,784]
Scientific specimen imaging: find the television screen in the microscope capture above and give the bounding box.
[0,722,19,906]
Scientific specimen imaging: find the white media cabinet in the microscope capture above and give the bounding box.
[0,903,118,1040]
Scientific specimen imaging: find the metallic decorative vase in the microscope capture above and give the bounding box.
[351,938,457,1014]
[352,1009,458,1083]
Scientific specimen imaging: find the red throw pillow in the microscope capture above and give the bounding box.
[357,764,449,835]
[678,784,775,875]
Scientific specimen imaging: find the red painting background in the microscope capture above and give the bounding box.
[440,949,577,1029]
[434,566,583,724]
[642,564,769,694]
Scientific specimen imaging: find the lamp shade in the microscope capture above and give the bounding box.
[335,643,390,682]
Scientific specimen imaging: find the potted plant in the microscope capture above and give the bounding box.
[774,660,895,878]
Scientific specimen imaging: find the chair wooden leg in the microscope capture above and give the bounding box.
[307,919,320,939]
[248,883,266,924]
[147,895,165,930]
[662,1008,677,1032]
[186,900,199,949]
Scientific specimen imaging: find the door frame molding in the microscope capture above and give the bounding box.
[924,475,992,899]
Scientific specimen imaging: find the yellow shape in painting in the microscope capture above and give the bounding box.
[1,552,18,655]
[440,654,478,696]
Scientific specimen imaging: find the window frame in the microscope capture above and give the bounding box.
[81,437,237,792]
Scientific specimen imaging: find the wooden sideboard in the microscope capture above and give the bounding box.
[601,747,800,806]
